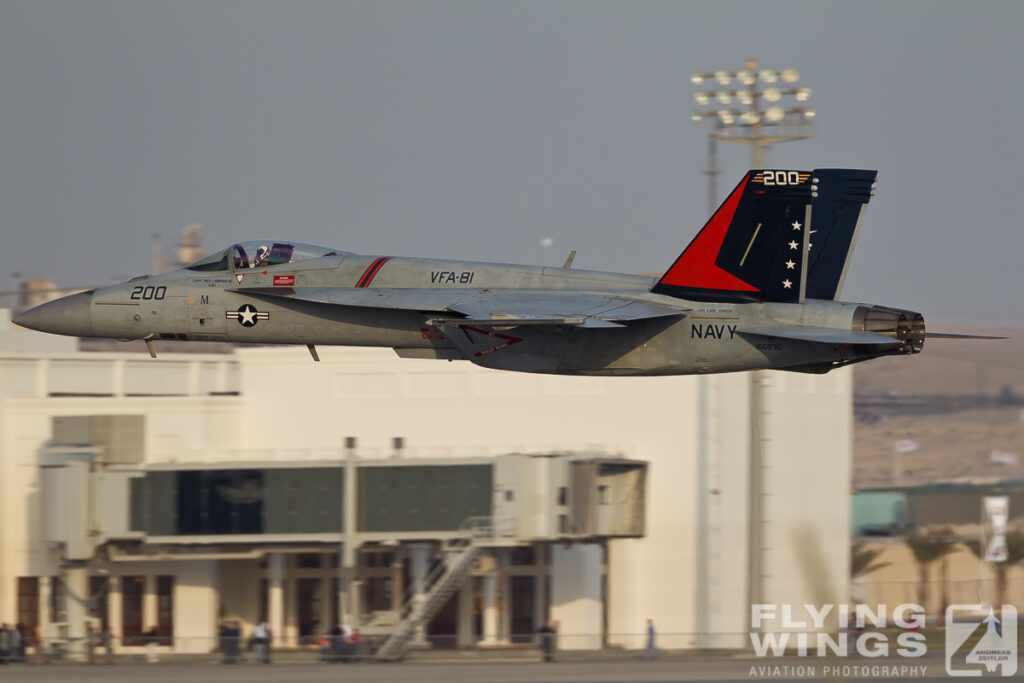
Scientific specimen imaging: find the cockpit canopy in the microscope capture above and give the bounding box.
[185,241,346,272]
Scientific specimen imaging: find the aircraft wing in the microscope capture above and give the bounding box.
[739,326,904,347]
[232,287,687,327]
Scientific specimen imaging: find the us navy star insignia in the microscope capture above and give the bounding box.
[785,260,796,269]
[226,304,269,327]
[788,240,799,250]
[782,279,793,289]
[792,221,802,230]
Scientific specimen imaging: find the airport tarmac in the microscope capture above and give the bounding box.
[0,652,1003,683]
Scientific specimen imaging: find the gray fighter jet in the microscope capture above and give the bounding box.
[14,169,971,375]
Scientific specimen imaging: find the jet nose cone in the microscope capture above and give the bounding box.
[12,291,94,337]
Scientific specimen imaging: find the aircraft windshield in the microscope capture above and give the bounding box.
[185,241,345,271]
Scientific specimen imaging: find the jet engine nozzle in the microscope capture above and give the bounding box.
[853,305,925,354]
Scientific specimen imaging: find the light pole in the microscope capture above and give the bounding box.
[689,61,816,647]
[691,60,814,180]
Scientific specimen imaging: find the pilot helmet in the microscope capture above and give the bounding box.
[255,245,270,263]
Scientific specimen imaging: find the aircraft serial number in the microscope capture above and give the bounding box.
[130,285,166,301]
[431,271,475,284]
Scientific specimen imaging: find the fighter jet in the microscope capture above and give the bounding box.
[14,169,972,376]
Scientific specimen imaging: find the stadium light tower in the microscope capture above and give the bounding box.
[689,61,816,649]
[691,60,814,179]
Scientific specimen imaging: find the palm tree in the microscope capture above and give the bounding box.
[905,527,960,619]
[851,541,891,579]
[964,528,1024,619]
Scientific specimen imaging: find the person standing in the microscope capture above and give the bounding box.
[101,625,114,664]
[86,624,95,665]
[253,620,272,663]
[145,626,158,663]
[536,620,556,662]
[644,619,658,659]
[14,624,27,663]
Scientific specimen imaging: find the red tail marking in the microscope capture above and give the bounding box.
[659,176,759,292]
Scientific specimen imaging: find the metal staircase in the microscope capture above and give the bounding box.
[374,518,500,660]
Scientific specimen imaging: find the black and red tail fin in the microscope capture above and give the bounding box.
[652,170,813,303]
[804,169,877,300]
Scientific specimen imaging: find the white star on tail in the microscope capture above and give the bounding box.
[792,221,802,230]
[785,260,796,269]
[788,240,799,250]
[782,279,793,289]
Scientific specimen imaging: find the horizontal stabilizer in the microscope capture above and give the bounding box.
[925,332,1007,340]
[740,326,903,346]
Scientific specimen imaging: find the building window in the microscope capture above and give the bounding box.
[297,553,322,569]
[557,487,567,506]
[121,576,145,645]
[89,576,110,631]
[598,485,610,505]
[296,578,322,639]
[330,577,341,628]
[17,578,39,644]
[510,546,536,566]
[505,490,514,502]
[364,577,393,612]
[157,576,174,646]
[360,550,396,568]
[558,514,569,534]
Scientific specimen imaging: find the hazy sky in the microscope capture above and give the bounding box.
[1,1,1021,323]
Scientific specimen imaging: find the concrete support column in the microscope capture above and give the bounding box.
[499,562,511,643]
[390,560,404,613]
[38,576,52,647]
[480,571,499,646]
[408,542,431,647]
[65,564,89,661]
[342,440,358,624]
[456,579,474,647]
[348,579,362,626]
[336,548,346,625]
[108,575,122,643]
[284,569,297,645]
[268,553,285,647]
[142,574,158,637]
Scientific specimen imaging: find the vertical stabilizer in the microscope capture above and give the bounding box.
[653,170,814,303]
[805,169,877,300]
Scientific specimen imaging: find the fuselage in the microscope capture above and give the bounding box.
[13,245,922,376]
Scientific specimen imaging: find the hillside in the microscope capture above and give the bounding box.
[853,327,1024,488]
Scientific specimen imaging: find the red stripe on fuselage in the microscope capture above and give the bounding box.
[356,257,392,288]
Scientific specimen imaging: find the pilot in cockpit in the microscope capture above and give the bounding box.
[251,245,271,268]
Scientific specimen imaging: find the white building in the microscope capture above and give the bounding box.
[0,309,851,656]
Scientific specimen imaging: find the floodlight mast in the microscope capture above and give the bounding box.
[691,59,814,173]
[689,60,816,651]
